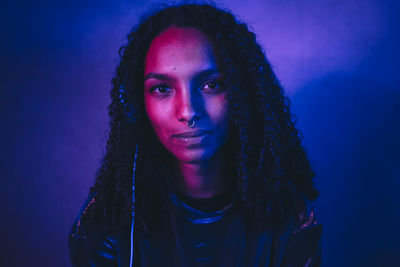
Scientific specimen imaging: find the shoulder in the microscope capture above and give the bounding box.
[280,207,322,266]
[69,193,96,240]
[68,193,119,266]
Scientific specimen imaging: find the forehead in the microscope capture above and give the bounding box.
[144,26,218,73]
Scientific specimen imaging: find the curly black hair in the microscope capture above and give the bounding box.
[85,2,319,235]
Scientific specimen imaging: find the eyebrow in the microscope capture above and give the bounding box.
[144,68,220,82]
[144,73,170,81]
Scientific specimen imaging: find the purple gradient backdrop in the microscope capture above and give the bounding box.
[1,0,399,266]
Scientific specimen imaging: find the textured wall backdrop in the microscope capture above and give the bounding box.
[1,0,399,266]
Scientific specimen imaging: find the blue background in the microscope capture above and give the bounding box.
[1,0,399,266]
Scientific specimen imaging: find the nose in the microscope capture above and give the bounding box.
[176,85,201,124]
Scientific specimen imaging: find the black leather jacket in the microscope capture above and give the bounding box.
[69,194,322,267]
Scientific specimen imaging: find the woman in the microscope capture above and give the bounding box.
[69,3,321,266]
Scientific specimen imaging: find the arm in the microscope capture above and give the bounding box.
[280,209,323,267]
[68,195,119,267]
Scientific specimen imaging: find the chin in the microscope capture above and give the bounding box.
[173,148,215,163]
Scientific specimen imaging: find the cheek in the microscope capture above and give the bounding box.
[144,98,170,133]
[205,94,229,124]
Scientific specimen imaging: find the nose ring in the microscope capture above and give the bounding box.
[187,119,196,128]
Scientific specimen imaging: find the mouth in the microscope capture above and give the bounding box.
[172,129,212,138]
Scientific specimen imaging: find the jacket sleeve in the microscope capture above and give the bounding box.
[280,208,322,266]
[68,194,119,267]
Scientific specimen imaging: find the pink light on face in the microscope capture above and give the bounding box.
[144,26,230,164]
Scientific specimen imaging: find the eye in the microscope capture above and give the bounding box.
[201,80,225,93]
[149,84,173,95]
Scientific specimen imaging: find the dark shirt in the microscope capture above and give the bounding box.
[69,193,322,266]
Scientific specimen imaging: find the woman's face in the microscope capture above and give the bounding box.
[144,26,230,163]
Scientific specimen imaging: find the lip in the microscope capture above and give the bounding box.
[172,129,212,138]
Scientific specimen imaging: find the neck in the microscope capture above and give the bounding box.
[174,155,229,199]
